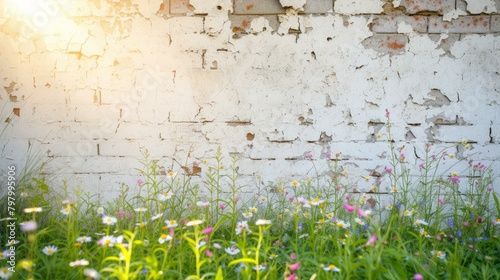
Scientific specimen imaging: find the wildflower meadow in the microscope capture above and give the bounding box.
[1,112,499,280]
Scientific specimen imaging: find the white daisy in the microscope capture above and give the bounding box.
[102,216,117,225]
[256,219,272,226]
[165,220,178,228]
[69,259,89,267]
[158,192,173,201]
[42,245,57,256]
[158,234,173,244]
[76,236,92,243]
[225,246,240,256]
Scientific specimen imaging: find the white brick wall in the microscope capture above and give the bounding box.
[1,0,499,197]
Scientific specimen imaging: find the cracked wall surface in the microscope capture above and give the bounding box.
[0,0,499,199]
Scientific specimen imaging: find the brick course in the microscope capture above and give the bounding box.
[428,16,491,33]
[370,15,429,33]
[492,15,500,32]
[397,0,455,15]
[234,0,285,14]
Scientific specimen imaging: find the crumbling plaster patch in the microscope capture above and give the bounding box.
[465,0,497,14]
[443,9,468,22]
[279,0,307,11]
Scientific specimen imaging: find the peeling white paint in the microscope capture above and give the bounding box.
[277,13,301,35]
[443,9,468,22]
[68,32,89,53]
[81,31,106,57]
[279,0,307,11]
[250,17,273,34]
[465,0,497,14]
[397,21,414,34]
[136,0,162,18]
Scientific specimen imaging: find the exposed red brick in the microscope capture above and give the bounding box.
[362,34,408,55]
[229,15,280,38]
[399,0,454,15]
[491,15,500,32]
[370,15,428,33]
[246,4,254,10]
[388,41,405,50]
[429,16,491,33]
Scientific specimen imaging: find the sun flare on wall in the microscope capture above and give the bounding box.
[3,0,81,41]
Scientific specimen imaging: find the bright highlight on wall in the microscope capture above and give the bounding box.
[7,0,39,14]
[3,0,78,39]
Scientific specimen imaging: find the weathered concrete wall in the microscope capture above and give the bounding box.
[0,0,499,199]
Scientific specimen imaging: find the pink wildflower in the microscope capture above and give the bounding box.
[205,250,213,257]
[297,197,307,204]
[219,203,226,210]
[289,262,300,271]
[385,167,393,173]
[343,203,356,213]
[202,227,213,235]
[414,274,424,280]
[288,274,298,280]
[290,253,296,260]
[357,207,371,218]
[365,234,377,246]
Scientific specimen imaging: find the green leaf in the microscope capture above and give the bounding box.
[102,256,121,263]
[229,258,258,267]
[215,267,223,280]
[213,215,229,232]
[183,236,197,246]
[33,178,49,192]
[493,192,500,215]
